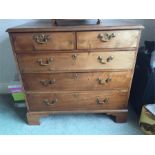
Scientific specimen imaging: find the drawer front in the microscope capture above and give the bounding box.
[22,71,132,91]
[17,51,135,73]
[77,30,140,49]
[12,32,75,51]
[27,91,128,111]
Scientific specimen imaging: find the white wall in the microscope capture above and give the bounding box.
[0,20,34,93]
[0,19,155,93]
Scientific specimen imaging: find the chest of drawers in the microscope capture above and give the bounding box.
[7,20,144,125]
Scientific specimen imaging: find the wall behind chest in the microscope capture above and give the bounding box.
[0,20,35,93]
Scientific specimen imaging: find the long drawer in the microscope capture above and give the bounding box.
[17,51,135,73]
[12,32,75,51]
[22,71,132,91]
[27,91,128,111]
[77,30,140,49]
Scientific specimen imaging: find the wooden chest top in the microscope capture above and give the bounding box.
[7,19,144,32]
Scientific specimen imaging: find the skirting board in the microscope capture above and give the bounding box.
[0,81,20,94]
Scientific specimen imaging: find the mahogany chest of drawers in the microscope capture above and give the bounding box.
[7,20,144,125]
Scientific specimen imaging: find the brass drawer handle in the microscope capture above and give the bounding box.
[98,56,106,64]
[40,79,56,86]
[43,98,58,106]
[37,57,53,66]
[97,77,112,85]
[98,33,116,42]
[96,97,109,104]
[98,56,114,64]
[33,34,50,44]
[107,56,114,62]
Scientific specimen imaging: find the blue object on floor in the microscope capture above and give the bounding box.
[0,95,143,135]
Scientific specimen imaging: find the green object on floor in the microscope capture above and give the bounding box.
[12,93,25,101]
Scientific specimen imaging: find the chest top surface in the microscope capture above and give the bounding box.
[7,19,144,32]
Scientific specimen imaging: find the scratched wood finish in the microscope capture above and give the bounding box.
[22,71,132,91]
[77,30,140,49]
[17,51,135,73]
[12,32,75,51]
[26,91,128,111]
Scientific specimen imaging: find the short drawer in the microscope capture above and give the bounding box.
[77,30,140,49]
[22,71,132,91]
[17,51,135,73]
[27,91,128,111]
[12,32,75,51]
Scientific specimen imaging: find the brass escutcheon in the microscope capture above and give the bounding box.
[72,54,77,60]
